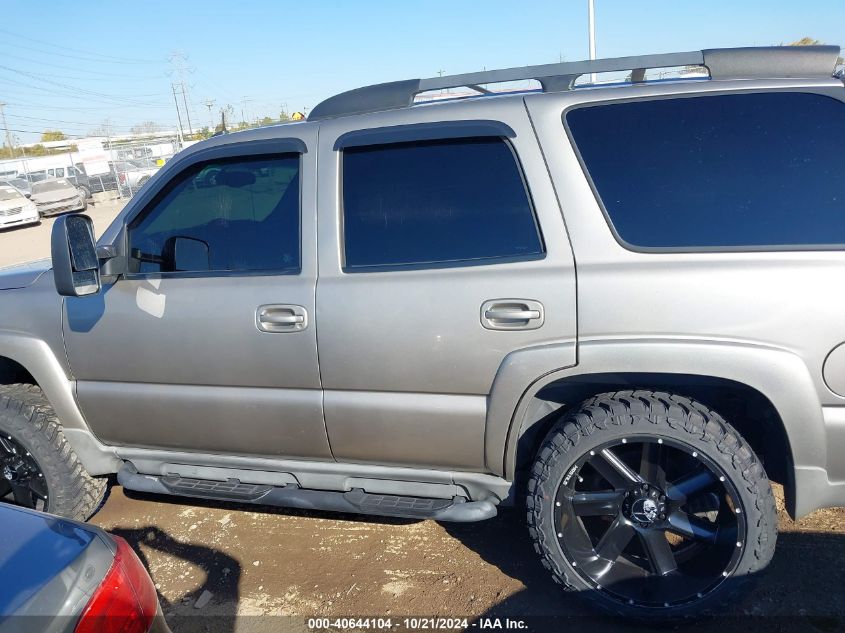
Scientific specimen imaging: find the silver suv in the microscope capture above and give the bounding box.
[1,45,843,618]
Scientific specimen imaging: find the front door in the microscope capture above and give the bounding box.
[316,103,577,471]
[64,132,331,460]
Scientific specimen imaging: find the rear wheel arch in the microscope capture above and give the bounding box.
[490,342,820,517]
[511,372,794,508]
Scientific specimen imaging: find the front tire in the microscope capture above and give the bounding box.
[0,384,107,520]
[527,390,776,618]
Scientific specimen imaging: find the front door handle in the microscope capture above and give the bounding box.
[256,304,308,333]
[481,299,544,331]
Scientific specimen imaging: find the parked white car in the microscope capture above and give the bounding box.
[0,184,39,230]
[30,179,86,217]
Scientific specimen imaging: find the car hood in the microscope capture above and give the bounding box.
[0,259,52,290]
[31,189,78,204]
[0,198,27,211]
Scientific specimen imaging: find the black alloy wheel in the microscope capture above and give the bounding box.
[0,432,49,511]
[554,437,745,607]
[527,391,777,618]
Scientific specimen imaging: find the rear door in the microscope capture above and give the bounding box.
[316,99,577,470]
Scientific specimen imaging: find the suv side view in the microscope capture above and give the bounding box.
[1,45,844,618]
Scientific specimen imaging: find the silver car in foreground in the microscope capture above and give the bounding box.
[0,504,169,633]
[0,45,844,618]
[29,179,86,218]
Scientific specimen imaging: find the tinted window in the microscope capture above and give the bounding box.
[342,137,543,269]
[128,154,299,274]
[567,92,845,249]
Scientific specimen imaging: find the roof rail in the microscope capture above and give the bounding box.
[309,45,840,121]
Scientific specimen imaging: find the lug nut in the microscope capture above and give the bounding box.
[659,513,666,520]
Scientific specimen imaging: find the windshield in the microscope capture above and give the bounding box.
[32,179,73,194]
[0,187,23,201]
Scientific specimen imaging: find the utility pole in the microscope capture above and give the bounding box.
[204,99,215,130]
[0,102,14,157]
[171,84,185,143]
[240,96,252,128]
[180,83,193,137]
[588,0,597,83]
[169,50,195,138]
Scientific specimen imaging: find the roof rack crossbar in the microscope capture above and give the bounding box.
[309,46,840,121]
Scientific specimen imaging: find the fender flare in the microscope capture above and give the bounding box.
[0,332,121,475]
[486,338,826,515]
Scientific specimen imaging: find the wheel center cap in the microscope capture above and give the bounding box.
[622,485,666,526]
[631,497,660,523]
[2,465,14,481]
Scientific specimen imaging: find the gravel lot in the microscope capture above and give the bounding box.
[1,201,843,631]
[0,195,126,269]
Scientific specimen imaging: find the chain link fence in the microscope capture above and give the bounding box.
[0,132,186,202]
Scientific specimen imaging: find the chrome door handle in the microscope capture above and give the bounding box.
[484,309,541,321]
[260,314,304,325]
[256,304,308,333]
[481,299,544,331]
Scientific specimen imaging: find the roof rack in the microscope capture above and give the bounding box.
[309,45,840,121]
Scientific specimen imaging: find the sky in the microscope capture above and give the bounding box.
[1,0,844,144]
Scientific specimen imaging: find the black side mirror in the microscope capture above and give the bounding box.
[162,236,211,272]
[51,214,100,297]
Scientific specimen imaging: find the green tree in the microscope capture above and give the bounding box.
[40,130,66,142]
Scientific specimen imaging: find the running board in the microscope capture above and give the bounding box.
[117,465,497,522]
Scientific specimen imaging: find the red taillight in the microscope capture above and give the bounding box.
[74,536,158,633]
[118,173,126,184]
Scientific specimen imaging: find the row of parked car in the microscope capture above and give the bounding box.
[0,178,87,230]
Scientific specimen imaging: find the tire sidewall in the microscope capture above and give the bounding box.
[529,394,776,618]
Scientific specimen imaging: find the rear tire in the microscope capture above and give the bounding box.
[527,390,777,619]
[0,384,107,520]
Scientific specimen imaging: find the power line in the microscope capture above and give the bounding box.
[0,64,170,104]
[0,50,164,80]
[0,27,164,64]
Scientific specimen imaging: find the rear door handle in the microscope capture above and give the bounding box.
[481,299,544,331]
[484,309,541,321]
[256,304,308,333]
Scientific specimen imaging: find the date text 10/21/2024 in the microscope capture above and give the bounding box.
[306,618,528,630]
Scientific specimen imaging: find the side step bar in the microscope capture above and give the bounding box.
[117,464,497,523]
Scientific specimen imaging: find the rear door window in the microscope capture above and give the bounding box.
[566,92,845,249]
[342,137,543,270]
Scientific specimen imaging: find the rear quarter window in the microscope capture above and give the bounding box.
[566,92,845,250]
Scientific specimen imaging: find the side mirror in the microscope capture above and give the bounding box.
[51,214,100,297]
[162,236,210,272]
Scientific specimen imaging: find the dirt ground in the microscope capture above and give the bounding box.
[89,483,845,633]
